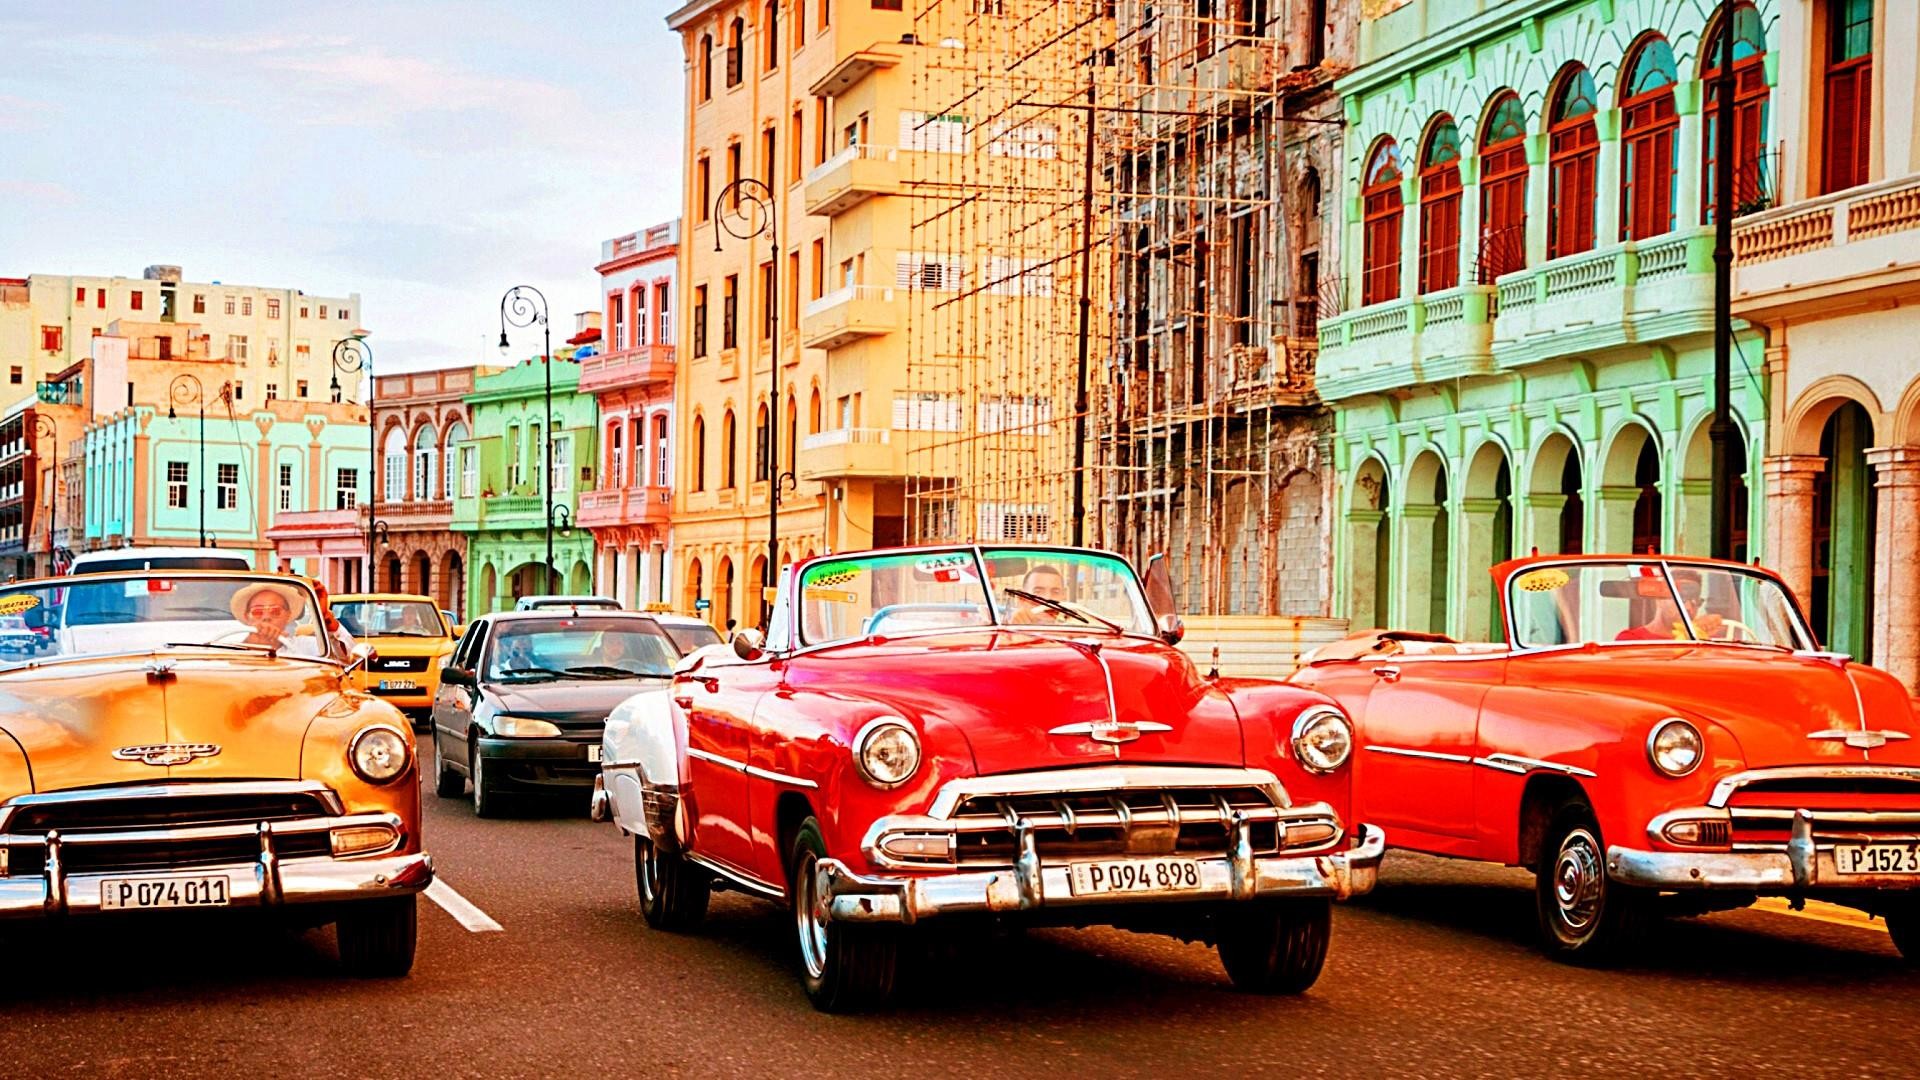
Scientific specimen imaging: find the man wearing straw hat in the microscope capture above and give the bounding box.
[227,581,310,653]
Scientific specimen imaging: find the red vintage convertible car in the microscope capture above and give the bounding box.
[1291,554,1920,963]
[594,545,1384,1010]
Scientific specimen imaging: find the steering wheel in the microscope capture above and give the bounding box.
[1710,618,1759,643]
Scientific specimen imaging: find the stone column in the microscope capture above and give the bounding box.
[1519,492,1568,556]
[1866,448,1920,694]
[1345,509,1384,627]
[1398,504,1440,634]
[1458,497,1505,642]
[1762,455,1825,609]
[1593,108,1622,245]
[1595,486,1643,554]
[1674,478,1713,556]
[615,543,635,608]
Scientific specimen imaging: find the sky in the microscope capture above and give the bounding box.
[0,1,685,372]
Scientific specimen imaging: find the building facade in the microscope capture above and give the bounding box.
[369,366,490,616]
[1732,0,1920,691]
[581,222,679,610]
[450,359,599,616]
[1315,0,1775,641]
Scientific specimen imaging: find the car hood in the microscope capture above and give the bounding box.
[1515,645,1920,767]
[0,653,349,790]
[360,635,453,656]
[487,678,663,723]
[785,629,1244,775]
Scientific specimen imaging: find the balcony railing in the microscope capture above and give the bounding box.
[1736,173,1920,267]
[576,485,672,527]
[803,144,901,216]
[578,344,675,393]
[797,427,904,481]
[800,285,899,350]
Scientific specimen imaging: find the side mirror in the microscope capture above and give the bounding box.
[1157,613,1185,646]
[344,642,376,676]
[1143,552,1177,616]
[442,665,474,687]
[731,627,765,661]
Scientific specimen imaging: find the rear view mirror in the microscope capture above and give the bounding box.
[1156,613,1185,646]
[731,628,765,661]
[1142,553,1177,616]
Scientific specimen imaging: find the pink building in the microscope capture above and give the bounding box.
[579,221,677,607]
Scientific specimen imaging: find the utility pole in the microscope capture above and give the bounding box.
[1708,0,1737,560]
[1071,66,1097,548]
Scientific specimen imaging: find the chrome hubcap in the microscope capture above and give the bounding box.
[1553,828,1605,933]
[795,852,829,980]
[638,839,659,905]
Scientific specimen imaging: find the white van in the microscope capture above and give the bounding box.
[67,547,253,575]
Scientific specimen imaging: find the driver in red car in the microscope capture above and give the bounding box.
[1616,568,1725,641]
[1006,564,1070,624]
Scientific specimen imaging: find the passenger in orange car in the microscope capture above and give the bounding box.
[229,582,307,650]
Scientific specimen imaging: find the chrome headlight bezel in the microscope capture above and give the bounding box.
[1290,706,1354,774]
[853,716,921,788]
[1646,717,1704,778]
[349,724,411,785]
[494,715,564,738]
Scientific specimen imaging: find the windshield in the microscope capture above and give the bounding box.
[796,547,1154,645]
[0,574,331,663]
[70,555,252,574]
[483,617,677,682]
[334,599,445,638]
[662,622,723,655]
[1507,561,1812,650]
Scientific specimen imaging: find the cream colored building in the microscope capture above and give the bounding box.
[665,0,1100,631]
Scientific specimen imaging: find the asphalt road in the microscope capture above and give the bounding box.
[4,774,1915,1079]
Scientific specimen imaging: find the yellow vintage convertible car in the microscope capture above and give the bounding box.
[0,570,431,975]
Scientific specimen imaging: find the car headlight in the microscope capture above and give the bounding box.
[349,725,411,785]
[495,715,563,738]
[1647,718,1703,777]
[1290,706,1353,774]
[854,717,920,788]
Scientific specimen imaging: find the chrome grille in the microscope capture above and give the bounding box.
[1717,768,1920,850]
[946,786,1283,865]
[0,782,344,879]
[0,789,333,835]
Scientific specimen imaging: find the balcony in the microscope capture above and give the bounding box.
[578,344,675,395]
[1735,174,1920,320]
[373,499,452,531]
[1315,228,1713,401]
[804,144,901,216]
[797,428,904,481]
[477,494,547,529]
[800,285,898,350]
[576,485,672,529]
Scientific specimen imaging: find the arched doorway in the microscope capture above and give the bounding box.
[715,556,736,631]
[1679,415,1750,559]
[1346,457,1390,628]
[507,562,546,606]
[383,553,403,593]
[1403,450,1450,634]
[413,550,431,599]
[748,554,768,629]
[478,562,497,616]
[1814,402,1876,657]
[441,550,465,617]
[685,557,704,621]
[1462,441,1514,641]
[1599,422,1660,553]
[568,559,592,596]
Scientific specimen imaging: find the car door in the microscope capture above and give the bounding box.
[676,648,771,875]
[436,619,487,773]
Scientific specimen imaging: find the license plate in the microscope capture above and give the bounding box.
[100,875,231,910]
[1068,857,1201,897]
[587,744,602,763]
[378,679,418,690]
[1833,842,1920,875]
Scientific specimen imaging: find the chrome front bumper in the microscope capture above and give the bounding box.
[817,823,1385,925]
[0,813,434,918]
[1613,801,1920,892]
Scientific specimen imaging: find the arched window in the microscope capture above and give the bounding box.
[608,421,624,482]
[1477,92,1528,282]
[1361,138,1404,306]
[722,409,737,488]
[1703,2,1770,219]
[753,402,770,482]
[699,33,713,101]
[381,426,406,503]
[726,18,744,87]
[1419,116,1462,293]
[413,423,438,501]
[763,0,778,70]
[1620,35,1679,241]
[809,387,822,434]
[442,419,466,500]
[1823,0,1872,193]
[785,395,797,474]
[1548,64,1599,258]
[692,415,707,490]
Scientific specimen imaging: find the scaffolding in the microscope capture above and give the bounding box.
[897,1,1345,615]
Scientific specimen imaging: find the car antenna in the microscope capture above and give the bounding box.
[1208,645,1220,681]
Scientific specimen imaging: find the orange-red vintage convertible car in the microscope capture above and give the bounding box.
[596,545,1384,1010]
[1291,554,1920,963]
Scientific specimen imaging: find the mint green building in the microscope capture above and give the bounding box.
[451,359,600,615]
[1314,0,1776,641]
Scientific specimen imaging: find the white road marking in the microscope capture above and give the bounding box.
[1752,896,1888,933]
[425,879,504,933]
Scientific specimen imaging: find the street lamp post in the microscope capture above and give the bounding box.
[712,177,779,631]
[30,414,58,576]
[332,335,375,587]
[499,286,556,594]
[1708,0,1738,560]
[167,374,210,546]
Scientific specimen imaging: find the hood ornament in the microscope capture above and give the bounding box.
[114,743,221,767]
[1808,729,1911,751]
[1048,719,1172,745]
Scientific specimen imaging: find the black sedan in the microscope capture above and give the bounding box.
[429,610,678,816]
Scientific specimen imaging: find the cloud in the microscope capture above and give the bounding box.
[0,180,78,206]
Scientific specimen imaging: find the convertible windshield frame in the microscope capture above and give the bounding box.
[790,544,1157,649]
[1500,557,1816,653]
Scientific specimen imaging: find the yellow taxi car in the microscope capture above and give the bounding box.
[0,570,431,974]
[330,593,458,730]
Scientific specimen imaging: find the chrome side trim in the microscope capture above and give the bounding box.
[1473,753,1597,779]
[1364,745,1472,764]
[1708,765,1920,809]
[924,765,1291,818]
[686,747,747,773]
[685,851,784,900]
[0,780,344,830]
[744,764,819,790]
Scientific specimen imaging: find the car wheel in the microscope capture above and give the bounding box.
[634,834,711,930]
[1216,898,1332,994]
[470,744,505,818]
[788,816,899,1012]
[1536,802,1648,964]
[1888,905,1917,964]
[336,896,418,977]
[433,735,464,799]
